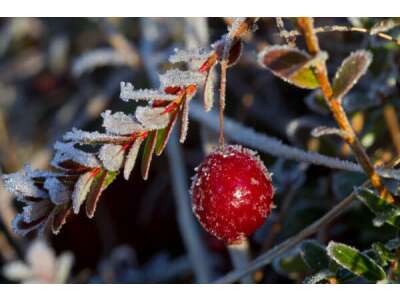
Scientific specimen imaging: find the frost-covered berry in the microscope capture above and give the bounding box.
[191,145,274,244]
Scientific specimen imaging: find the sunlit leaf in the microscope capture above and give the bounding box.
[258,45,326,89]
[327,241,386,282]
[332,50,372,99]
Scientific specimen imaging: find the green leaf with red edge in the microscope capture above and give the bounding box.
[155,109,179,156]
[258,45,327,89]
[141,131,157,180]
[51,204,73,235]
[332,50,372,99]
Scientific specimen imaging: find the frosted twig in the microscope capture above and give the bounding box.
[190,102,361,173]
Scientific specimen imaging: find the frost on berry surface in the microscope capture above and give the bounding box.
[159,69,205,88]
[52,142,100,169]
[191,145,274,244]
[101,110,144,135]
[2,170,47,198]
[43,177,70,205]
[135,106,170,130]
[120,82,176,102]
[72,171,94,214]
[99,144,125,172]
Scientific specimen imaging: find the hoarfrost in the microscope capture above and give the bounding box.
[123,138,143,180]
[120,82,176,102]
[63,128,122,144]
[169,48,211,65]
[44,177,70,205]
[2,171,47,198]
[101,110,144,135]
[99,144,125,172]
[159,69,205,88]
[72,172,94,214]
[135,106,169,130]
[52,142,100,169]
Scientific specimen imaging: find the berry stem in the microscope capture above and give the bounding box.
[227,239,253,283]
[297,17,395,204]
[218,61,228,148]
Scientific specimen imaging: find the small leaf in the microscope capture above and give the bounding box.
[72,171,95,214]
[99,144,125,172]
[203,65,215,112]
[155,110,179,156]
[124,138,143,180]
[300,240,331,272]
[327,241,386,282]
[356,187,400,228]
[332,50,372,99]
[258,45,326,89]
[272,249,309,280]
[51,205,73,235]
[85,169,107,218]
[372,242,394,267]
[214,38,243,67]
[179,97,190,143]
[141,131,157,180]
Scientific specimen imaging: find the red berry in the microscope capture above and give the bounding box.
[191,145,274,244]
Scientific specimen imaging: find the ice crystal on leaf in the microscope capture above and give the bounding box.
[120,82,177,102]
[169,48,211,67]
[63,128,123,144]
[159,69,205,88]
[52,142,100,169]
[44,177,70,205]
[135,106,170,130]
[99,144,125,172]
[2,171,47,198]
[101,110,144,135]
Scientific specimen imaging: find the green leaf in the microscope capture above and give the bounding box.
[372,242,394,267]
[327,241,387,282]
[258,45,327,89]
[356,187,400,228]
[300,240,331,272]
[141,131,157,180]
[273,250,309,280]
[332,50,372,99]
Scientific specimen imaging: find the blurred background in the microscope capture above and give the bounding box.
[0,17,399,283]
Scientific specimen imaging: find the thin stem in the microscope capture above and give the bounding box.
[219,61,227,147]
[384,104,400,156]
[297,17,394,204]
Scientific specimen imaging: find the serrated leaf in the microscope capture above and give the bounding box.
[141,131,157,180]
[327,241,386,282]
[300,240,331,272]
[124,138,143,180]
[356,187,400,228]
[155,110,179,156]
[332,50,372,99]
[258,45,326,89]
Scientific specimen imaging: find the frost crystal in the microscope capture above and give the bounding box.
[135,106,169,130]
[72,172,94,214]
[22,200,51,223]
[101,110,144,135]
[63,128,122,144]
[52,142,100,169]
[124,138,143,180]
[120,82,176,102]
[169,48,211,65]
[159,69,205,88]
[44,177,70,205]
[2,171,47,198]
[99,144,125,172]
